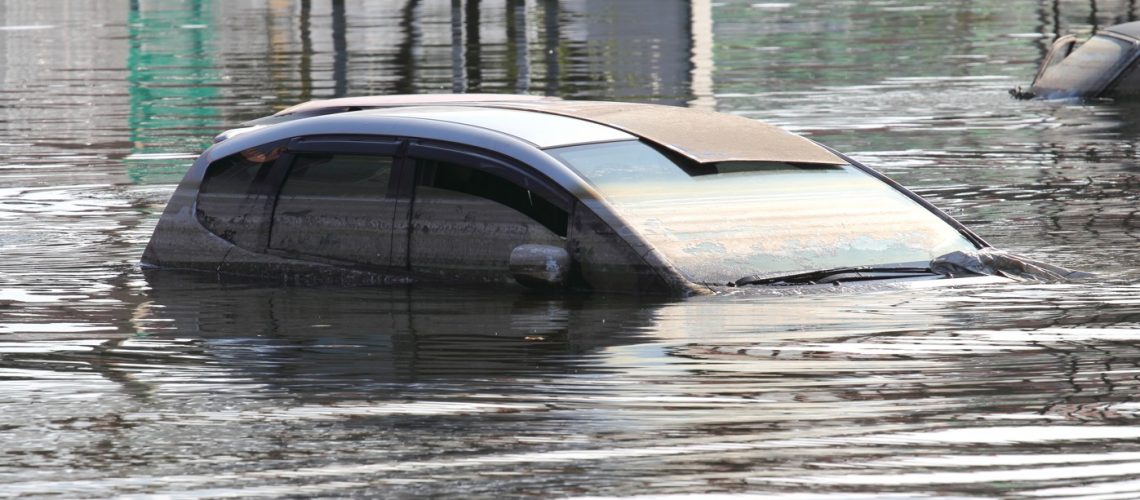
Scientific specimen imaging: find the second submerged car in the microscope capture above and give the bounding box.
[1014,21,1140,100]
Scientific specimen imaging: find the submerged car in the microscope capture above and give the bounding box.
[143,94,1063,295]
[1013,21,1140,100]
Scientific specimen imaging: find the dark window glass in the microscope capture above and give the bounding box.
[416,159,568,237]
[196,143,285,249]
[409,159,567,279]
[1107,59,1140,97]
[269,154,396,266]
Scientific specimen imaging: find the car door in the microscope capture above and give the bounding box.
[266,136,408,270]
[404,142,573,283]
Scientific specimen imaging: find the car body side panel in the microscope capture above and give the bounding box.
[218,242,413,286]
[141,154,227,272]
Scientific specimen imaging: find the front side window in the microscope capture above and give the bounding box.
[269,153,397,267]
[550,140,979,285]
[417,160,568,237]
[409,158,566,277]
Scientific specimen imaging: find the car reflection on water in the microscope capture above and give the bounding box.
[142,94,1083,294]
[130,271,667,385]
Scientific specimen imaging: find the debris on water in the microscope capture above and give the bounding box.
[931,248,1094,282]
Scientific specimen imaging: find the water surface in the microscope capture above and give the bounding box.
[2,0,1140,497]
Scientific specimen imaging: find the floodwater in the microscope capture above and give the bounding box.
[2,0,1140,497]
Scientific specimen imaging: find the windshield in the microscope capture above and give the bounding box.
[1033,34,1132,97]
[550,141,979,285]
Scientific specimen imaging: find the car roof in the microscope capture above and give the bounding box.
[356,106,635,149]
[488,100,844,164]
[267,93,556,116]
[246,94,845,165]
[1106,21,1140,40]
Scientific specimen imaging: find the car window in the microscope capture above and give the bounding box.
[196,142,285,249]
[550,140,979,285]
[1106,54,1140,97]
[1033,34,1132,96]
[269,153,398,267]
[416,159,568,237]
[1035,35,1076,81]
[409,158,566,278]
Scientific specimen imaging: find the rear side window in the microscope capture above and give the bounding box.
[269,153,398,267]
[277,154,390,200]
[196,142,285,249]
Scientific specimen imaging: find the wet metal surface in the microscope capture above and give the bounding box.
[2,0,1140,497]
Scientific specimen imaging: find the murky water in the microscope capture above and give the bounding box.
[2,0,1140,497]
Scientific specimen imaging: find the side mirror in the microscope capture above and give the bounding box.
[509,244,571,289]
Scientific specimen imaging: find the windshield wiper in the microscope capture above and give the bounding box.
[734,266,938,287]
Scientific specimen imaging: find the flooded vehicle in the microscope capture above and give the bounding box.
[143,94,1049,295]
[1014,21,1140,100]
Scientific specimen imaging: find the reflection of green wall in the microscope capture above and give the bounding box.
[126,0,220,184]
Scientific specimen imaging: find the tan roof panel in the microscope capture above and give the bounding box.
[261,94,844,165]
[490,101,845,165]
